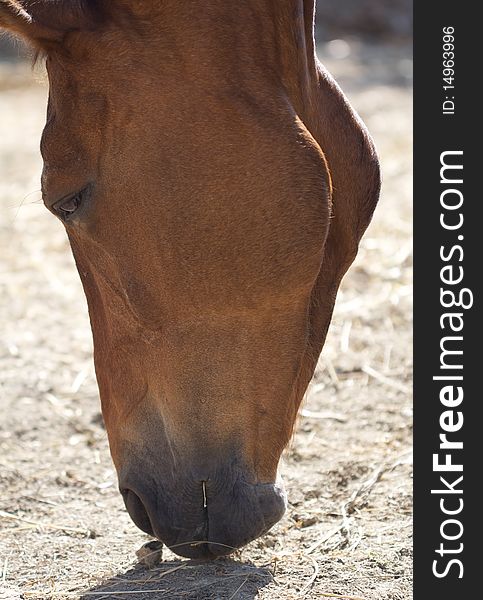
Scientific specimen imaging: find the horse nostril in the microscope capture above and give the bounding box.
[121,488,154,536]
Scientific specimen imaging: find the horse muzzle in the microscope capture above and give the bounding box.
[120,465,286,558]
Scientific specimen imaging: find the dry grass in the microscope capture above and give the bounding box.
[0,39,412,600]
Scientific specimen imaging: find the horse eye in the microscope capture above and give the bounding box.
[53,193,82,220]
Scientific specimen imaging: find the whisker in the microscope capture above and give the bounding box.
[167,539,238,551]
[12,188,42,222]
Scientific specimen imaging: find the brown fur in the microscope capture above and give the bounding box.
[1,0,380,554]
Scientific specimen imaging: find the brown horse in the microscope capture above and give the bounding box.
[1,0,380,558]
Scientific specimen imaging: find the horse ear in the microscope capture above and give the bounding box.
[0,1,50,44]
[0,1,105,48]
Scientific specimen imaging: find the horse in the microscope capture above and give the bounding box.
[0,0,380,558]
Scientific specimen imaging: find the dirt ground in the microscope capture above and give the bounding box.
[0,39,412,600]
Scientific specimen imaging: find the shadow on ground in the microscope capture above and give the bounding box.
[79,557,273,600]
